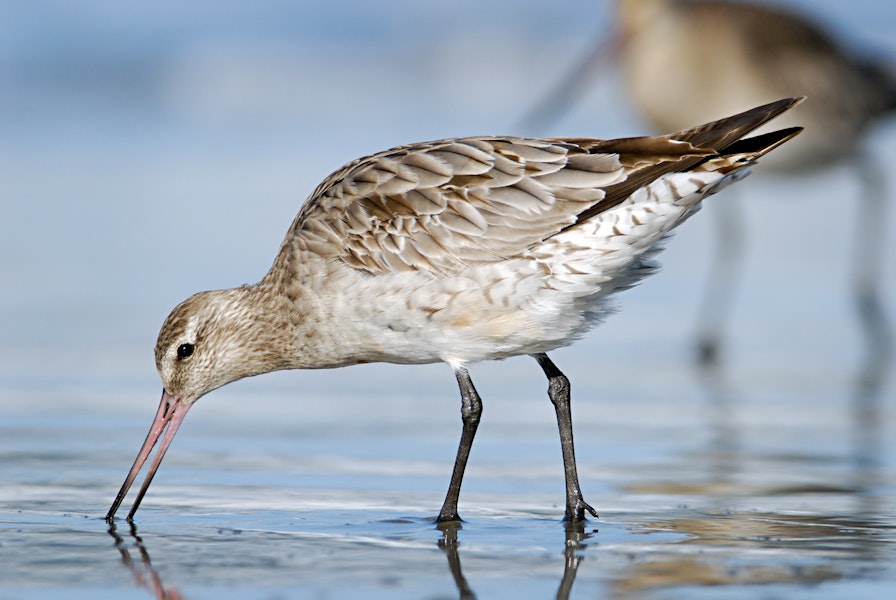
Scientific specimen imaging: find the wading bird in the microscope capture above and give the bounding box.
[107,98,802,523]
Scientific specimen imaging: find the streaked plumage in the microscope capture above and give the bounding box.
[106,98,802,524]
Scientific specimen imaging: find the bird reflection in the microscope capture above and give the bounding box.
[610,553,842,597]
[848,315,890,527]
[436,519,593,600]
[610,505,896,599]
[107,517,591,599]
[108,522,184,600]
[610,350,891,596]
[437,521,476,600]
[519,0,895,365]
[696,361,743,495]
[557,520,591,600]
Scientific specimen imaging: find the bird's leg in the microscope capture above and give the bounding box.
[534,353,598,522]
[695,193,744,366]
[852,151,892,362]
[438,367,483,523]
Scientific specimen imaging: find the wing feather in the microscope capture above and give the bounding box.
[284,99,802,276]
[289,137,625,274]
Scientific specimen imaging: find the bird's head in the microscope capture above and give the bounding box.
[106,285,287,522]
[154,287,264,403]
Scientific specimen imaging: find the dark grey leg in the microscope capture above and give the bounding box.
[438,367,483,523]
[534,353,598,522]
[852,151,892,362]
[696,194,744,366]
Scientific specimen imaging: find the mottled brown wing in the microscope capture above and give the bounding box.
[286,98,801,277]
[287,137,633,275]
[291,138,706,274]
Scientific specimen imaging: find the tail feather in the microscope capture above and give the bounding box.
[674,97,804,151]
[700,126,804,174]
[573,98,804,224]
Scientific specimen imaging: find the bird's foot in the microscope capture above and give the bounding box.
[435,510,463,525]
[696,338,721,367]
[565,496,599,522]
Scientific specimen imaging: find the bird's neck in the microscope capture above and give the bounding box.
[252,255,356,370]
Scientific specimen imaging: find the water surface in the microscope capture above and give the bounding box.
[1,1,895,598]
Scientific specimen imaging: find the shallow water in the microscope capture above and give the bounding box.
[2,1,896,598]
[2,361,895,598]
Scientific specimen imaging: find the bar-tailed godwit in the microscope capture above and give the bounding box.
[106,98,802,523]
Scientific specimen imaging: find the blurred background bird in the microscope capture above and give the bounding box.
[520,0,896,366]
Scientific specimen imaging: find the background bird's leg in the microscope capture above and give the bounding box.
[695,193,745,366]
[438,367,483,523]
[534,353,598,522]
[852,150,892,363]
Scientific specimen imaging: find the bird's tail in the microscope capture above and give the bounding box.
[672,96,805,154]
[574,97,804,223]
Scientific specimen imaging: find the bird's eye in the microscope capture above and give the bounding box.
[176,343,195,359]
